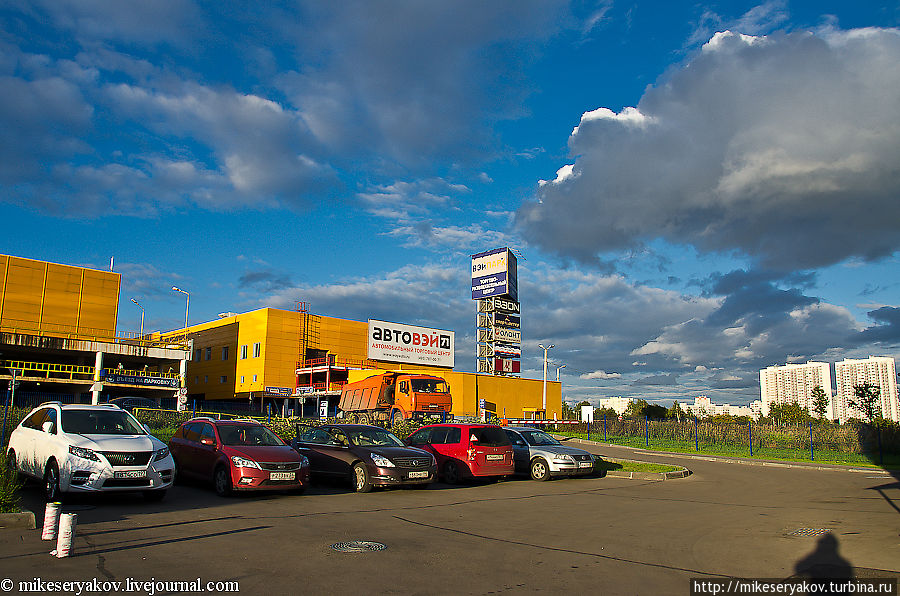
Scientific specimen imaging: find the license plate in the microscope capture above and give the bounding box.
[114,470,146,479]
[408,471,429,479]
[485,454,504,461]
[269,472,295,480]
[579,462,593,468]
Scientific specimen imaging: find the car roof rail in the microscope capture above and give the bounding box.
[189,416,218,422]
[37,401,63,407]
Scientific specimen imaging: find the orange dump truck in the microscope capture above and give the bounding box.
[338,372,452,425]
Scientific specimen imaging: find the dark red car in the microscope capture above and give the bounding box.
[405,423,514,484]
[169,417,309,496]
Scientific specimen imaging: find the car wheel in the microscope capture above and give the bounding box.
[443,460,460,485]
[391,409,404,426]
[143,489,167,502]
[352,462,373,493]
[214,466,232,497]
[44,460,63,502]
[530,458,551,481]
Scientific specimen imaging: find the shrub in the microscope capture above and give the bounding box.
[0,451,23,513]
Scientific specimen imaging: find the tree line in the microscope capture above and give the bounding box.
[562,382,890,426]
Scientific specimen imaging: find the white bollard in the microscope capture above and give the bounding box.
[54,513,77,558]
[41,502,61,541]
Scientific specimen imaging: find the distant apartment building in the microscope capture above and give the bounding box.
[596,396,635,415]
[759,362,834,419]
[834,357,899,423]
[681,396,757,419]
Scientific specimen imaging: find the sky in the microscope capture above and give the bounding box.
[2,0,899,408]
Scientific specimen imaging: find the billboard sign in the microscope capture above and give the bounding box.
[368,320,455,368]
[494,328,521,344]
[495,358,521,374]
[493,297,520,314]
[493,313,520,329]
[471,248,518,300]
[493,344,521,358]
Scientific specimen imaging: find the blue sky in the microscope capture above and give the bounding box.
[2,0,899,407]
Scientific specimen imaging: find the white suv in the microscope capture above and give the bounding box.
[6,402,174,501]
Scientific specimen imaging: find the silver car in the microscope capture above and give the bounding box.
[504,427,598,481]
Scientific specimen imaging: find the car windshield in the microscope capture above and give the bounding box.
[219,425,285,447]
[520,430,561,446]
[410,379,448,393]
[346,427,405,447]
[62,409,147,435]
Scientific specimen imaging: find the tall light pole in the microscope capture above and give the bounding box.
[172,286,190,343]
[131,298,144,338]
[555,364,566,382]
[538,343,554,416]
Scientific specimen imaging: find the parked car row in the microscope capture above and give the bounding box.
[5,403,602,502]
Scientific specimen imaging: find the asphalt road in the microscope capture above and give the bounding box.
[1,442,898,595]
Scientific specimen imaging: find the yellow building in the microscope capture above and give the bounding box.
[166,306,561,419]
[0,255,188,404]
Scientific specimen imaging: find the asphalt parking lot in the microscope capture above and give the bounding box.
[1,442,899,595]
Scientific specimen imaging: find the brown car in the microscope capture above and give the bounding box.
[291,424,436,492]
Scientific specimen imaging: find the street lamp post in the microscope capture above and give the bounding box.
[131,298,145,339]
[555,364,566,382]
[172,286,190,343]
[538,343,554,416]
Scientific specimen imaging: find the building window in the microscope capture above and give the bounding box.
[194,376,199,384]
[205,347,212,360]
[222,346,229,361]
[194,349,201,361]
[240,345,248,359]
[240,376,245,384]
[252,374,258,382]
[204,375,208,384]
[220,376,227,384]
[253,342,261,358]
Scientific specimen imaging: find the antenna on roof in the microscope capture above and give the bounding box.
[109,256,114,271]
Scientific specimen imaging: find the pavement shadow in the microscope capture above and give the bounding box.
[793,533,854,579]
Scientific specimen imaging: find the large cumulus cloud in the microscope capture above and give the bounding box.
[518,28,900,271]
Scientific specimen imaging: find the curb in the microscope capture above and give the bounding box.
[561,437,893,475]
[0,509,36,530]
[601,459,692,481]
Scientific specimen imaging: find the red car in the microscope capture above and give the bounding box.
[169,417,309,496]
[405,423,514,484]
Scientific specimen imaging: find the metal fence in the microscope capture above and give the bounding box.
[530,417,898,466]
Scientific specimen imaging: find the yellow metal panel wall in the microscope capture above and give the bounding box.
[0,255,7,322]
[78,269,120,337]
[42,263,82,331]
[2,257,45,328]
[264,309,303,390]
[234,310,269,395]
[186,322,239,400]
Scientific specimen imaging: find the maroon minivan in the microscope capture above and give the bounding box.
[405,423,514,484]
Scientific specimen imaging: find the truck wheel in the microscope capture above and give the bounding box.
[391,409,404,426]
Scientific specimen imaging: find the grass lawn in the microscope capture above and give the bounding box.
[597,459,681,474]
[563,432,900,470]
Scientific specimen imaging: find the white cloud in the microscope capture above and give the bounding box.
[580,370,622,380]
[518,27,900,271]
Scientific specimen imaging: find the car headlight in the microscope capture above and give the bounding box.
[553,454,575,463]
[69,445,100,461]
[231,456,261,469]
[154,447,170,462]
[370,453,394,468]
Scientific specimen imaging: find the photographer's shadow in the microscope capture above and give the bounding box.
[794,533,853,579]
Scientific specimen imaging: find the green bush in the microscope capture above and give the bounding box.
[0,451,23,513]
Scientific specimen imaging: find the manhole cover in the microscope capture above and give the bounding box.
[786,528,832,537]
[331,541,387,552]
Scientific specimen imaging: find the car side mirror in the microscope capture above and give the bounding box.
[200,437,215,447]
[42,420,56,434]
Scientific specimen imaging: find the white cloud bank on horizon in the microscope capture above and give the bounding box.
[518,28,900,272]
